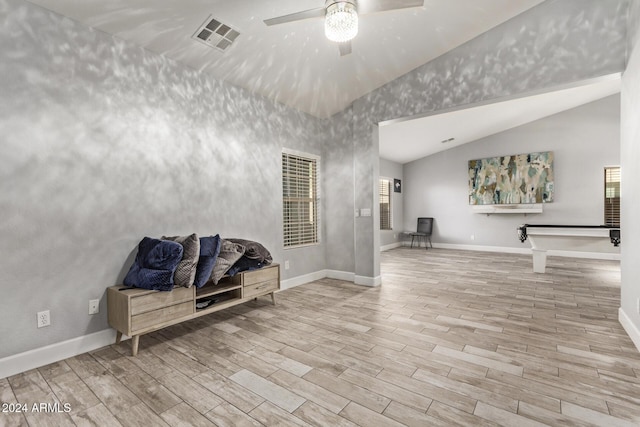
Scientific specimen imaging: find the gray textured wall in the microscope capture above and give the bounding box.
[379,158,404,248]
[351,106,381,280]
[323,107,355,274]
[402,95,620,248]
[348,0,628,278]
[364,0,628,122]
[0,0,330,358]
[620,0,640,345]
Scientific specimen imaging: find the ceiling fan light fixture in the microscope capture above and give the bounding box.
[324,1,358,43]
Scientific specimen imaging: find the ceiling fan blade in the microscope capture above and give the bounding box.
[339,41,352,56]
[359,0,424,15]
[264,7,325,26]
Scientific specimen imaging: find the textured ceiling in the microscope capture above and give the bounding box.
[26,0,618,165]
[25,0,545,118]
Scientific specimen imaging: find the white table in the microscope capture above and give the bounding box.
[517,225,620,273]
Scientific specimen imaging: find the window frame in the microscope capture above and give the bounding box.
[379,177,392,231]
[282,149,321,249]
[604,166,620,227]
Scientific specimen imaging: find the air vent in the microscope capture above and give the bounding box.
[193,16,240,52]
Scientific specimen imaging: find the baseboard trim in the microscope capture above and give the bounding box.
[326,270,356,282]
[0,329,117,380]
[431,243,531,254]
[280,270,327,290]
[381,242,402,252]
[355,275,382,287]
[281,269,377,290]
[619,308,640,352]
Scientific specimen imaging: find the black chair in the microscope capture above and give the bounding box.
[410,217,433,250]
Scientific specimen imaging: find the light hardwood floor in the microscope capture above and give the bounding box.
[3,248,640,426]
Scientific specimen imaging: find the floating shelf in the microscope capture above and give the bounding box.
[472,203,543,215]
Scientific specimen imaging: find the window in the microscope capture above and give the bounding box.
[282,150,319,247]
[379,178,392,230]
[604,166,620,227]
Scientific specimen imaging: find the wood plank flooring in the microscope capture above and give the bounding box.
[3,248,640,426]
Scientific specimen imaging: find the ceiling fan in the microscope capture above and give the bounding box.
[264,0,425,56]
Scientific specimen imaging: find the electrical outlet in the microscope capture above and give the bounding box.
[284,260,290,270]
[37,310,50,328]
[470,234,475,241]
[89,299,100,315]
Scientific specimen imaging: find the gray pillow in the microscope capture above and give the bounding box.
[162,233,200,288]
[227,238,272,265]
[210,240,245,284]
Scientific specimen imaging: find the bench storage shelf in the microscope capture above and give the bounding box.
[107,263,279,355]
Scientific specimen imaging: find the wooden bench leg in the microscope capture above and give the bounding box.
[271,292,276,306]
[115,331,123,345]
[131,335,140,356]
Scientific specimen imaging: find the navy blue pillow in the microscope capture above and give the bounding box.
[193,234,222,288]
[124,237,183,291]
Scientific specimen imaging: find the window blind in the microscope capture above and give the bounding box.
[282,152,318,247]
[379,178,392,230]
[604,166,620,227]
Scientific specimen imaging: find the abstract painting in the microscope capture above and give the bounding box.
[468,151,554,205]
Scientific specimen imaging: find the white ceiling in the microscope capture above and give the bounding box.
[26,0,545,118]
[379,75,622,164]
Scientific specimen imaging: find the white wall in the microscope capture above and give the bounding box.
[401,95,620,250]
[619,0,640,351]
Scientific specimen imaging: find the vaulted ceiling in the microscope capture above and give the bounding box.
[26,0,544,119]
[26,0,620,164]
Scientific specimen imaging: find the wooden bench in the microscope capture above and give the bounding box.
[107,263,280,355]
